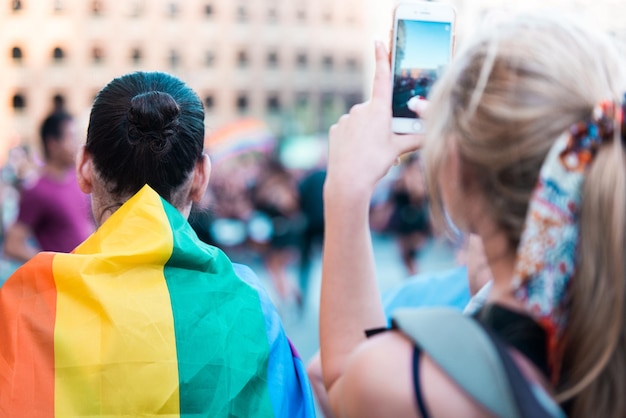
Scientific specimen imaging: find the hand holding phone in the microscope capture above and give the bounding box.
[390,1,456,134]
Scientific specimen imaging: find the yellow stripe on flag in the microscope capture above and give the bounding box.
[52,187,181,416]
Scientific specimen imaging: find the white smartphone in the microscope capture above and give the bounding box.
[390,1,456,134]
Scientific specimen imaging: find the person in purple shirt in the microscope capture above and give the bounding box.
[3,111,94,262]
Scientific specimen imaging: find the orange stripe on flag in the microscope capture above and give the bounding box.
[0,253,57,418]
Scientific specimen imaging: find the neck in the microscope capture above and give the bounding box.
[91,186,192,227]
[43,162,72,180]
[477,225,521,309]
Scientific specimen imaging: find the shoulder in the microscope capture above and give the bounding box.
[231,262,281,333]
[328,331,418,418]
[328,330,493,418]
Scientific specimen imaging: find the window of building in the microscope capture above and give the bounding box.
[296,52,308,69]
[295,92,309,108]
[266,94,281,113]
[168,49,180,68]
[345,92,363,109]
[205,51,216,67]
[347,11,357,25]
[237,50,249,68]
[52,93,66,112]
[321,92,334,107]
[322,55,333,71]
[204,3,213,16]
[296,6,306,21]
[204,94,215,111]
[11,0,22,11]
[53,0,63,12]
[267,51,278,68]
[11,46,23,62]
[53,47,65,62]
[236,93,249,113]
[131,48,142,65]
[346,57,359,72]
[91,0,103,15]
[130,0,143,17]
[167,1,179,17]
[267,6,278,23]
[236,5,247,22]
[322,8,332,23]
[92,46,104,64]
[12,93,26,110]
[321,92,338,130]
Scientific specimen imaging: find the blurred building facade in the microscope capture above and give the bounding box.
[2,0,626,165]
[0,0,368,163]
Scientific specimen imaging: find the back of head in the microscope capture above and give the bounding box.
[425,13,625,245]
[423,13,626,418]
[41,111,73,159]
[85,71,204,206]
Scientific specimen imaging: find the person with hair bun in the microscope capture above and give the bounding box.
[319,12,626,418]
[0,71,315,417]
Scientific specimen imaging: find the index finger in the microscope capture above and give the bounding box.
[371,41,392,104]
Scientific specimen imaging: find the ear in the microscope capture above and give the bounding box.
[76,146,94,194]
[189,153,211,202]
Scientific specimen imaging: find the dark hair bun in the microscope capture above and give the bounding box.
[127,91,180,155]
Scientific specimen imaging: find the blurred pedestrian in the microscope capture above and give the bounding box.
[3,111,94,262]
[384,153,431,275]
[250,157,306,304]
[297,167,326,305]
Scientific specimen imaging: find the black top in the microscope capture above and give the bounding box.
[474,304,550,378]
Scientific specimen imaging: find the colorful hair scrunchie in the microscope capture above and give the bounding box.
[511,99,623,381]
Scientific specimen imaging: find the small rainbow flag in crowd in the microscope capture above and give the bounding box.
[0,186,315,417]
[205,118,276,165]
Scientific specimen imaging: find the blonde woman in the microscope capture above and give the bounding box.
[319,13,626,418]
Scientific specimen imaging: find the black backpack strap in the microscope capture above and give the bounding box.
[479,323,565,418]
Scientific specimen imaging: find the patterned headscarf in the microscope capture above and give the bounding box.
[511,99,624,381]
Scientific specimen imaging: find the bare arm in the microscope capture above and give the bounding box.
[327,332,496,418]
[3,221,38,262]
[319,41,422,403]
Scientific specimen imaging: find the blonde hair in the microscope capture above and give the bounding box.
[422,14,626,417]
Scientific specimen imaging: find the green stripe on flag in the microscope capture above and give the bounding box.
[162,200,274,417]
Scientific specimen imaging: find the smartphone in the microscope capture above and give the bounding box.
[390,1,456,134]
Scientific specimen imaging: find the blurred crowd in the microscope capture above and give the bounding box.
[0,145,39,282]
[187,146,440,306]
[0,133,441,307]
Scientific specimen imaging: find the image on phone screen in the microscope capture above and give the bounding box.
[392,20,453,118]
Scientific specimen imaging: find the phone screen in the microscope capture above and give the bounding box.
[392,19,453,118]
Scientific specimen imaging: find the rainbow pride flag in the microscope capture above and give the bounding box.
[205,119,276,165]
[0,186,315,417]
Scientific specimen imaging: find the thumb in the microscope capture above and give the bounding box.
[407,96,429,118]
[371,41,392,104]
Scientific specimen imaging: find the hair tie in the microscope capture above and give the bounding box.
[560,100,619,171]
[510,98,620,382]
